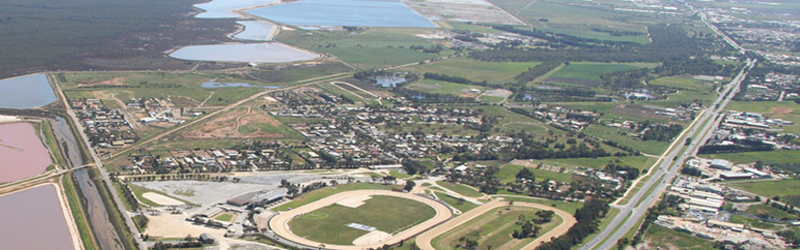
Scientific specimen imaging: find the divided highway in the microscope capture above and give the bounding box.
[580,3,756,249]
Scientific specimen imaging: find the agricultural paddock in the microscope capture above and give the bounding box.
[544,62,651,87]
[406,58,541,84]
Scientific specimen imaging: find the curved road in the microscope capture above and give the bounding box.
[415,199,577,250]
[269,190,453,250]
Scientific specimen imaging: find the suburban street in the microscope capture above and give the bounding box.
[580,2,756,249]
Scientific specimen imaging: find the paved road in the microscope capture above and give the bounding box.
[269,190,453,250]
[415,199,577,250]
[580,3,756,249]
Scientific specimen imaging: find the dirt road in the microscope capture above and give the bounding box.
[269,190,453,250]
[415,199,577,250]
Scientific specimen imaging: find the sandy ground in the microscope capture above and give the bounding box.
[145,213,226,239]
[0,115,21,124]
[269,190,453,250]
[404,0,524,25]
[335,194,371,208]
[181,107,285,139]
[352,230,392,246]
[54,183,85,250]
[415,199,577,250]
[143,192,185,206]
[482,89,513,98]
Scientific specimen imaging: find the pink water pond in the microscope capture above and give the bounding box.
[0,122,53,183]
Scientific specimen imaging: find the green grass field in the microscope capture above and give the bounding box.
[274,183,399,211]
[729,215,780,230]
[436,181,484,198]
[278,28,447,69]
[496,195,584,214]
[584,124,671,155]
[431,206,560,250]
[58,71,265,107]
[640,224,716,250]
[467,105,555,135]
[406,58,541,84]
[648,76,717,107]
[434,191,478,213]
[743,204,797,220]
[729,180,800,198]
[289,195,436,245]
[62,174,99,250]
[40,120,68,168]
[494,0,651,44]
[406,79,488,96]
[389,170,412,179]
[214,213,236,223]
[547,62,652,83]
[502,123,550,133]
[495,164,573,183]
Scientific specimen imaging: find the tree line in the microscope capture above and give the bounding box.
[535,199,610,250]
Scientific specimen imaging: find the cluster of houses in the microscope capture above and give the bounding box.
[71,99,138,149]
[123,148,291,173]
[125,97,192,126]
[703,111,799,150]
[740,72,800,101]
[527,104,600,131]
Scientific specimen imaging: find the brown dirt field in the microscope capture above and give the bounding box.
[180,107,285,139]
[79,77,127,87]
[771,107,794,115]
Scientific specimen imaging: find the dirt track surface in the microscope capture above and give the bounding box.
[415,199,577,250]
[269,190,453,250]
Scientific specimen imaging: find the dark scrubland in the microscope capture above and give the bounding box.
[0,0,237,78]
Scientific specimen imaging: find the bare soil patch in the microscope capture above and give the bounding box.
[405,0,523,25]
[483,89,513,98]
[352,230,392,246]
[772,107,794,115]
[142,192,184,206]
[181,107,285,139]
[336,194,373,208]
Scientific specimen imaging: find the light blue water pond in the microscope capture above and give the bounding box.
[234,21,278,41]
[0,74,57,109]
[246,0,438,28]
[201,82,280,89]
[195,0,279,19]
[169,43,319,63]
